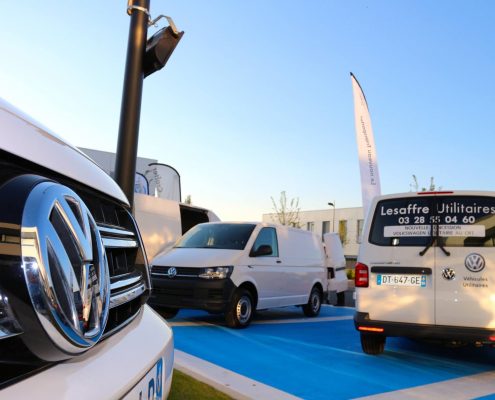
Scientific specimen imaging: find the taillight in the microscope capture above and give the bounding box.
[355,262,369,287]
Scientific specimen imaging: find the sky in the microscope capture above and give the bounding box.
[1,1,495,221]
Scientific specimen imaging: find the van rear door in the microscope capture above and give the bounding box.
[434,195,495,329]
[364,196,435,325]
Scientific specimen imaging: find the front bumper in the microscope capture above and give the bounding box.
[149,276,237,313]
[1,305,174,399]
[355,312,495,343]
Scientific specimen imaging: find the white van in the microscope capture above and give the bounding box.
[0,98,173,397]
[355,191,495,354]
[149,222,328,328]
[324,232,349,304]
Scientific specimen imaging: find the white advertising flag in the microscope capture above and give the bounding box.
[144,163,182,202]
[351,73,381,216]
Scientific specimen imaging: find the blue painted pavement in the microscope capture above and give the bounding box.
[169,306,495,399]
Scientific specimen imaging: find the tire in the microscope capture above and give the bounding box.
[225,288,253,328]
[302,286,322,317]
[360,333,386,355]
[156,307,179,320]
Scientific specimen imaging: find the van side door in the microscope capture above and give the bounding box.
[434,195,495,329]
[248,227,283,309]
[362,196,435,325]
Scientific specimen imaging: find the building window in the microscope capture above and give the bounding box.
[322,221,330,240]
[307,222,315,232]
[357,219,364,244]
[338,220,347,244]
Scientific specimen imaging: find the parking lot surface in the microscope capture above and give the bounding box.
[169,305,495,399]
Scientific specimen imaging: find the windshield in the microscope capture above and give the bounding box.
[370,195,495,247]
[175,223,256,250]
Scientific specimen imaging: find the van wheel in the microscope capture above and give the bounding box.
[225,288,253,329]
[156,307,179,320]
[360,333,386,355]
[302,286,322,317]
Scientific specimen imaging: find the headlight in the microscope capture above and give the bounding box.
[0,290,23,339]
[199,266,233,280]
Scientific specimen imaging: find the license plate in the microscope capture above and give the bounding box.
[123,358,164,399]
[377,274,426,287]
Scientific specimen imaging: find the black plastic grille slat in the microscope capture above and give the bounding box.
[152,266,202,276]
[107,248,135,276]
[105,297,142,333]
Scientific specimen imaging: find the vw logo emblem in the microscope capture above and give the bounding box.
[167,267,177,278]
[465,253,485,273]
[21,182,110,355]
[442,268,456,281]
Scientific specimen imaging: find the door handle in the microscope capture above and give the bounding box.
[276,260,282,264]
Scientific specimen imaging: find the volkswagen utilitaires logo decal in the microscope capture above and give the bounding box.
[167,267,177,278]
[21,182,110,354]
[465,253,485,273]
[442,268,456,280]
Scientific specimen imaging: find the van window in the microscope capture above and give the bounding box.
[438,196,495,247]
[370,196,495,247]
[252,227,279,257]
[175,223,256,250]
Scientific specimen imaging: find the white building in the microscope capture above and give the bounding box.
[262,206,364,266]
[79,148,157,178]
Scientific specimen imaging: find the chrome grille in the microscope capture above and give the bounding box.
[96,222,148,334]
[65,189,149,335]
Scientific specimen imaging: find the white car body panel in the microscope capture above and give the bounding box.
[134,193,221,263]
[1,306,174,399]
[134,193,182,262]
[0,99,128,205]
[324,233,350,294]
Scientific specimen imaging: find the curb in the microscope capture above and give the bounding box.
[174,350,301,400]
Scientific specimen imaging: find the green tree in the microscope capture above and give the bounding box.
[270,191,301,228]
[184,194,192,205]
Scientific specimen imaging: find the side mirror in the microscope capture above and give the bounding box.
[251,244,272,257]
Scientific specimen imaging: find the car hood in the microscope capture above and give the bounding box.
[0,98,128,205]
[151,248,245,267]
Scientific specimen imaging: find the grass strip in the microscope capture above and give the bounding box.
[169,369,233,400]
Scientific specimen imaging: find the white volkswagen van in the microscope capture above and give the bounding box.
[355,191,495,354]
[149,222,328,328]
[324,232,349,303]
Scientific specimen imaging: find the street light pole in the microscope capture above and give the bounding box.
[328,202,336,232]
[115,0,150,208]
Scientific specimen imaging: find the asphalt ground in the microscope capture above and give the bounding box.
[168,305,495,399]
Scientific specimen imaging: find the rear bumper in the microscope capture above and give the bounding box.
[1,305,174,399]
[149,276,237,313]
[355,312,495,343]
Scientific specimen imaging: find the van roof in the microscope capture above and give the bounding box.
[374,190,495,201]
[200,221,283,228]
[197,221,317,235]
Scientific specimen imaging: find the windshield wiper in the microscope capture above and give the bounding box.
[419,235,434,256]
[418,224,450,256]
